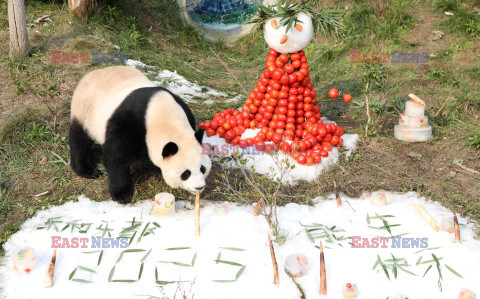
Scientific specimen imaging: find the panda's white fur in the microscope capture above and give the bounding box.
[145,93,211,192]
[71,66,156,144]
[70,66,211,202]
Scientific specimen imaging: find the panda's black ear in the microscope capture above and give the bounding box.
[162,142,178,158]
[194,129,204,144]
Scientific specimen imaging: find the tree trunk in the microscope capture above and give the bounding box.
[68,0,101,18]
[8,0,29,59]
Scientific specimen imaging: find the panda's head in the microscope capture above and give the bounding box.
[159,129,211,194]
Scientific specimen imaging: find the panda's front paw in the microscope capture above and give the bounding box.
[110,186,133,204]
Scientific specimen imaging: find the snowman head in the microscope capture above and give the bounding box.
[264,12,314,54]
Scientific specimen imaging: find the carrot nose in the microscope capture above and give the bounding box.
[271,20,278,28]
[280,35,288,44]
[295,24,303,32]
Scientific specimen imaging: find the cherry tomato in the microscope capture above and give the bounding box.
[328,88,339,98]
[225,130,235,140]
[292,60,301,69]
[284,64,294,74]
[255,141,265,152]
[279,53,289,63]
[288,74,297,84]
[272,133,282,144]
[291,53,301,61]
[280,142,291,153]
[239,139,248,149]
[343,94,352,103]
[206,128,216,137]
[297,154,306,164]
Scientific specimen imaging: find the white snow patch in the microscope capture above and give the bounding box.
[124,59,240,104]
[202,119,359,185]
[0,193,479,299]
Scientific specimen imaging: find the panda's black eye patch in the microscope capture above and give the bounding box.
[181,170,191,181]
[200,165,206,174]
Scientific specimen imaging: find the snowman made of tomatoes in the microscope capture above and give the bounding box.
[199,3,349,166]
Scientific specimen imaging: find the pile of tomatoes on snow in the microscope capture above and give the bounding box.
[198,49,352,166]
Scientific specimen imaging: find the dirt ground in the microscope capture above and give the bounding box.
[0,0,479,254]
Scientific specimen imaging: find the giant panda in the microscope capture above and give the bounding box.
[69,66,211,204]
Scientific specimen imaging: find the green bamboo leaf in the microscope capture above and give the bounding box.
[141,249,152,263]
[155,267,158,281]
[166,247,191,251]
[111,279,137,283]
[445,264,463,278]
[120,223,142,234]
[108,266,115,282]
[72,279,93,283]
[420,257,444,264]
[153,222,161,228]
[416,256,422,265]
[191,252,197,266]
[381,263,390,280]
[367,213,370,225]
[236,265,246,280]
[372,259,379,270]
[78,266,96,273]
[398,266,417,276]
[306,230,315,243]
[219,247,245,251]
[415,247,441,254]
[216,251,222,264]
[98,250,103,266]
[139,262,144,280]
[393,265,398,279]
[423,265,432,277]
[167,262,192,267]
[432,254,443,280]
[137,222,150,243]
[215,260,243,267]
[69,267,78,280]
[128,231,137,246]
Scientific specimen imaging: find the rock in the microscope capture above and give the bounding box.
[428,30,445,41]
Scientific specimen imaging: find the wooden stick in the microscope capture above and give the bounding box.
[268,232,279,286]
[209,47,248,96]
[454,213,461,243]
[195,191,200,237]
[253,198,264,216]
[44,249,56,288]
[455,163,480,175]
[319,241,327,295]
[413,202,441,232]
[334,181,342,207]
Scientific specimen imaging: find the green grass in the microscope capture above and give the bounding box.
[435,0,480,37]
[1,0,480,253]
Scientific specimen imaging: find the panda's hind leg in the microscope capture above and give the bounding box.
[69,118,102,179]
